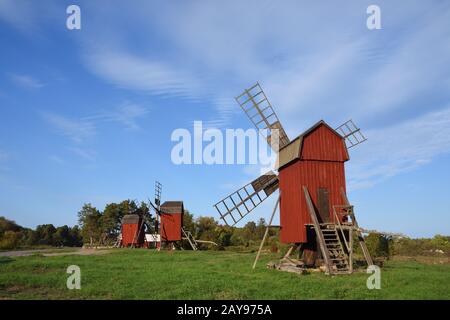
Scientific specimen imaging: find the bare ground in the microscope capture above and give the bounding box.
[0,248,110,257]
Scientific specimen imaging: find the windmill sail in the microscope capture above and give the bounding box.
[154,181,162,207]
[214,171,279,226]
[154,181,162,233]
[335,119,367,149]
[236,82,290,151]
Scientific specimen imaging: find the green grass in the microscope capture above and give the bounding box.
[0,249,449,299]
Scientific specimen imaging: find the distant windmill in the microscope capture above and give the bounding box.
[149,181,200,250]
[213,82,373,275]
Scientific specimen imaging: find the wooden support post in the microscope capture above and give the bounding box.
[182,227,197,251]
[252,195,280,270]
[349,228,353,273]
[283,245,295,260]
[340,188,373,266]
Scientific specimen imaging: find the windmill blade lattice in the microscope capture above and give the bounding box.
[214,171,279,226]
[335,119,367,149]
[235,83,290,151]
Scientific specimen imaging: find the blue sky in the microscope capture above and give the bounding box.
[1,0,449,238]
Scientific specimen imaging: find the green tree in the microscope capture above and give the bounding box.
[69,225,83,247]
[365,233,391,258]
[196,216,218,242]
[0,230,21,250]
[255,218,267,240]
[22,228,38,246]
[216,225,233,247]
[242,221,257,243]
[183,210,195,235]
[53,225,71,246]
[0,216,22,237]
[35,224,56,245]
[78,203,102,246]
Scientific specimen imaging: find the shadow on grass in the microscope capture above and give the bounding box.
[0,256,14,264]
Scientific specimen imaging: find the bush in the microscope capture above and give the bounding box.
[365,233,391,258]
[391,236,450,256]
[0,231,21,250]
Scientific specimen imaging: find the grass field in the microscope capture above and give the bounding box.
[0,249,449,299]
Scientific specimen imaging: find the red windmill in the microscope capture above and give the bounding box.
[214,83,373,275]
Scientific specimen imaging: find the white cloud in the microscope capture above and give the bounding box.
[76,1,450,187]
[0,0,35,32]
[48,155,64,165]
[43,102,150,161]
[43,113,95,144]
[67,147,96,162]
[347,107,450,190]
[83,102,150,131]
[9,73,45,89]
[0,0,59,35]
[84,50,206,101]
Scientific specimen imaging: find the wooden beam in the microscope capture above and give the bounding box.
[252,194,280,269]
[340,188,373,266]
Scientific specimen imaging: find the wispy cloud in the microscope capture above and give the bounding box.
[48,155,65,165]
[84,50,206,101]
[43,113,95,144]
[0,0,35,33]
[67,147,96,162]
[83,102,150,131]
[9,73,45,89]
[43,102,150,161]
[0,0,60,35]
[74,1,450,187]
[347,106,450,190]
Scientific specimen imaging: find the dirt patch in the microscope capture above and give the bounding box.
[0,248,80,257]
[0,248,112,258]
[42,248,111,257]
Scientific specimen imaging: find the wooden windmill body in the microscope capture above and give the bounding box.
[214,83,373,274]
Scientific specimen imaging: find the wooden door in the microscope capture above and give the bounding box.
[317,188,330,223]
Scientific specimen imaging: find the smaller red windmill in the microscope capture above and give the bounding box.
[214,83,373,275]
[150,181,199,250]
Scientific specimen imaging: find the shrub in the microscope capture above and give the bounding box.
[365,233,391,258]
[0,231,21,250]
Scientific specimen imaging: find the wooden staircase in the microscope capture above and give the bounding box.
[303,186,373,275]
[182,227,198,251]
[321,225,350,274]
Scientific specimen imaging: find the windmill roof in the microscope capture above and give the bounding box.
[160,201,184,214]
[122,214,141,224]
[276,120,348,170]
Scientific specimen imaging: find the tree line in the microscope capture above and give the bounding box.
[0,199,277,250]
[1,199,449,258]
[0,216,82,250]
[77,199,277,248]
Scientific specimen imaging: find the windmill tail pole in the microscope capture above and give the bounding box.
[358,228,408,239]
[194,240,218,246]
[252,195,280,270]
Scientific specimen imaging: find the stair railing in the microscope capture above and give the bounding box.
[333,205,352,252]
